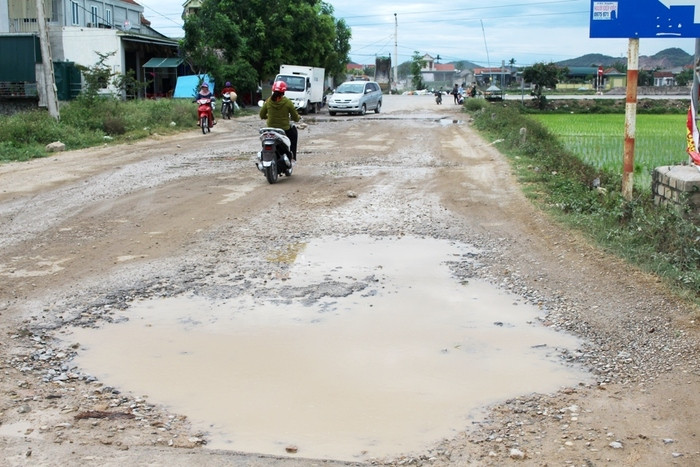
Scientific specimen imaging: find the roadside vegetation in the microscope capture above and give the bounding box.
[464,98,699,303]
[531,113,687,190]
[0,98,255,162]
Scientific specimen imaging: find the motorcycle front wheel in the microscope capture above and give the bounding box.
[265,162,278,184]
[201,116,209,134]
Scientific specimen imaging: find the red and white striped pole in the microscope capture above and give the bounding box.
[622,38,639,201]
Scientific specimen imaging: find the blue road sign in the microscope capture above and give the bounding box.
[590,0,700,38]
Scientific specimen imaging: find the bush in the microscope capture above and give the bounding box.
[464,99,485,112]
[103,115,126,135]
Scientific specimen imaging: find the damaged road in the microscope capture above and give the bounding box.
[0,95,698,466]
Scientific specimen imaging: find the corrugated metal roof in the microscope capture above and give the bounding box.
[143,57,183,68]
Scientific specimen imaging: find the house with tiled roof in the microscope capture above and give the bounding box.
[654,71,675,86]
[420,54,457,82]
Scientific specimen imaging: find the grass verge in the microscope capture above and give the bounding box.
[465,98,700,305]
[0,98,255,162]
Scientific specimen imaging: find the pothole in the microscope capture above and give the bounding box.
[67,235,589,461]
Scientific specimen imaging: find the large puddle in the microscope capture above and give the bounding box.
[68,236,588,461]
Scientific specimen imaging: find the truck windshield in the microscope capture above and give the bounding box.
[277,76,305,92]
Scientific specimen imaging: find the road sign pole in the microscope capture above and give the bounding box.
[622,38,639,200]
[693,38,700,165]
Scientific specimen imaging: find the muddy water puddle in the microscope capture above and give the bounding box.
[68,235,588,461]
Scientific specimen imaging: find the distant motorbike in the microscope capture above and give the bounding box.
[435,91,442,105]
[196,97,215,134]
[221,92,236,119]
[256,127,294,184]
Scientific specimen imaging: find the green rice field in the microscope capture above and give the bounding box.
[531,114,690,190]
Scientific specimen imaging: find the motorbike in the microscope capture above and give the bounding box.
[221,92,236,119]
[435,91,442,105]
[196,97,215,134]
[256,126,294,184]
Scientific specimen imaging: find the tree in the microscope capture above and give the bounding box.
[181,0,351,94]
[522,62,567,110]
[410,51,426,90]
[611,60,627,73]
[675,68,693,86]
[638,68,657,86]
[75,51,119,103]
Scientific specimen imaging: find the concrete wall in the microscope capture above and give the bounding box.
[652,165,700,219]
[55,27,123,95]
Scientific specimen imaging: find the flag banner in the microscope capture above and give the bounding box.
[685,100,700,168]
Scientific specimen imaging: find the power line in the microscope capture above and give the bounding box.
[346,9,588,28]
[339,0,582,20]
[137,1,185,28]
[345,4,593,65]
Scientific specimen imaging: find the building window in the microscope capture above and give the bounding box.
[71,1,79,25]
[105,9,112,26]
[91,6,98,25]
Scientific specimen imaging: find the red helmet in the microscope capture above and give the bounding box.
[272,81,287,93]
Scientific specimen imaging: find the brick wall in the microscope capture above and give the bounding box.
[652,165,700,219]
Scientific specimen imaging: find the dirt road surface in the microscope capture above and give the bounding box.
[0,95,698,466]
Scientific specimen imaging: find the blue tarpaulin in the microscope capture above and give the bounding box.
[173,74,214,98]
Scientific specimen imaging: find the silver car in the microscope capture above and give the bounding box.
[328,80,382,116]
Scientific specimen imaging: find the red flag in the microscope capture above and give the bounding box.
[685,102,700,166]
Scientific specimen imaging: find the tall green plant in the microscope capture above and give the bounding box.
[522,62,567,110]
[113,69,150,99]
[410,51,425,90]
[74,51,118,104]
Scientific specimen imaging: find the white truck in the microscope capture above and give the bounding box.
[274,65,325,114]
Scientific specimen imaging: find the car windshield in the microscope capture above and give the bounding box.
[336,83,365,94]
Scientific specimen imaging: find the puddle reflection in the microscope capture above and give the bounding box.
[69,236,588,461]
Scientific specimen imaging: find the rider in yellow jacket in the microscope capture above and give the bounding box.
[259,81,301,161]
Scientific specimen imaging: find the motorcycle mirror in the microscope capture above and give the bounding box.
[257,100,265,108]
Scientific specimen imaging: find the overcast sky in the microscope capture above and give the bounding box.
[136,0,697,67]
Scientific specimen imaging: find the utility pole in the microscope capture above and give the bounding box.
[393,13,398,90]
[481,20,491,84]
[36,0,59,120]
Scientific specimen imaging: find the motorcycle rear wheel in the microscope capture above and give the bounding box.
[265,162,278,184]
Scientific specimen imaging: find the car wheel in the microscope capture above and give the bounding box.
[329,111,336,116]
[359,104,366,116]
[374,100,382,113]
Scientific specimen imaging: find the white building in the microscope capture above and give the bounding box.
[0,0,180,100]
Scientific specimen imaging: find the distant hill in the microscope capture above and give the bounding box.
[450,60,482,71]
[555,47,692,69]
[398,48,692,75]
